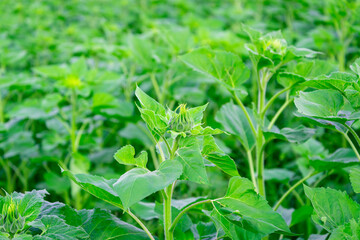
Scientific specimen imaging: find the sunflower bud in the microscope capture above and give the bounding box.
[0,197,25,234]
[170,104,193,132]
[265,38,286,55]
[63,75,82,89]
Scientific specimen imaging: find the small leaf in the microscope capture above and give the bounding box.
[114,145,148,168]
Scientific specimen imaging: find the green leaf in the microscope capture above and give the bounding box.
[13,190,47,223]
[114,145,148,168]
[309,148,359,172]
[304,185,360,231]
[210,205,262,240]
[135,86,166,116]
[33,65,68,79]
[263,126,315,143]
[350,168,360,194]
[113,160,183,209]
[79,208,149,239]
[329,218,360,240]
[295,89,348,123]
[202,135,239,177]
[290,205,313,227]
[301,72,358,92]
[30,215,88,240]
[175,137,209,184]
[215,177,292,236]
[62,170,123,209]
[216,102,256,150]
[180,47,250,90]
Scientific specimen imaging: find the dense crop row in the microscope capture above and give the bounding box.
[1,0,360,239]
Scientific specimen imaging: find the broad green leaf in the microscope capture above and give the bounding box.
[210,205,261,240]
[30,215,88,240]
[350,168,360,193]
[304,185,360,231]
[113,160,183,209]
[216,102,256,150]
[12,190,47,223]
[62,170,122,209]
[79,209,148,239]
[180,47,250,90]
[295,89,348,123]
[114,145,147,168]
[309,148,359,172]
[175,137,209,184]
[329,218,360,240]
[215,177,292,236]
[301,72,358,92]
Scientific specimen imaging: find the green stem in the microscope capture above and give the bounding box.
[164,184,173,240]
[274,171,316,211]
[150,72,163,104]
[70,89,77,153]
[343,124,360,148]
[247,150,258,192]
[127,210,155,240]
[342,132,360,162]
[0,91,4,124]
[261,87,291,118]
[0,157,13,192]
[267,98,294,130]
[169,199,212,232]
[231,92,257,137]
[256,130,265,197]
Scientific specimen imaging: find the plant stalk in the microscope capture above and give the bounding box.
[127,210,155,240]
[273,171,316,211]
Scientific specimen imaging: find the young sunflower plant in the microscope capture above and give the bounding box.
[62,86,295,240]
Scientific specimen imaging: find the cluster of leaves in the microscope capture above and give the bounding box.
[0,190,148,240]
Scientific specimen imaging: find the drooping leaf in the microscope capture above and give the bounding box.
[113,160,183,209]
[62,170,122,209]
[309,148,359,172]
[114,145,148,168]
[263,126,315,143]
